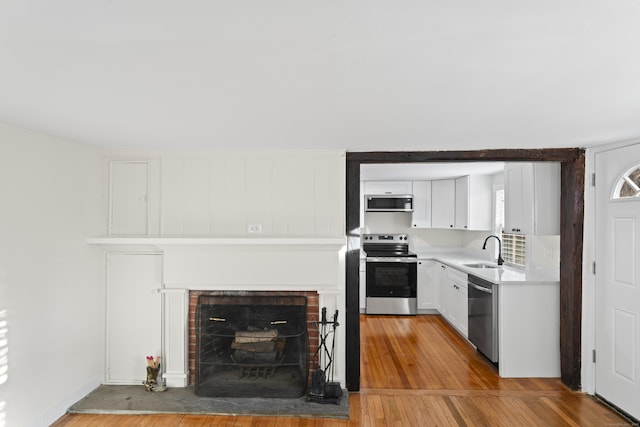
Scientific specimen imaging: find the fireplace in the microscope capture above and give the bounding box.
[195,293,309,398]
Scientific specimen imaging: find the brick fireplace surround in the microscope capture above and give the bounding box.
[188,290,320,388]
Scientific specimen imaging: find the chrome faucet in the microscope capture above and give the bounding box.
[482,235,504,266]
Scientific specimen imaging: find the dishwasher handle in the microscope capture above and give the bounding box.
[469,282,493,294]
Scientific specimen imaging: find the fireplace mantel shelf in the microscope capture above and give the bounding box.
[87,235,346,249]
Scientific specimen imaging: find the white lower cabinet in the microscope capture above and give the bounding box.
[417,259,439,310]
[438,263,449,318]
[499,281,560,377]
[439,264,468,338]
[106,253,162,384]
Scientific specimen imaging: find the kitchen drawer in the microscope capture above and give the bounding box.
[447,267,468,287]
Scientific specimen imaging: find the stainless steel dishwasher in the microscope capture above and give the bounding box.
[468,274,498,363]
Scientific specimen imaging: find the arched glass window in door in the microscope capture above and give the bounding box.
[614,164,640,199]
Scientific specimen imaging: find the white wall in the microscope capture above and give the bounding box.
[0,125,103,427]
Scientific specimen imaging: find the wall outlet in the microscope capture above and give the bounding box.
[248,224,262,233]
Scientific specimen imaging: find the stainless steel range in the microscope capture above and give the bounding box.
[363,234,417,315]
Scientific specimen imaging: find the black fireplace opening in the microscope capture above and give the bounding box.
[195,294,309,398]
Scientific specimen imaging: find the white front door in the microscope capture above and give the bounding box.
[595,142,640,419]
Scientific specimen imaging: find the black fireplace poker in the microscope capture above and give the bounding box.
[308,307,343,404]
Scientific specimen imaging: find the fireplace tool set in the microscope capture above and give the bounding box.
[308,307,343,404]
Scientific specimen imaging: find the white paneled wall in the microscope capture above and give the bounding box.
[155,151,345,237]
[101,150,348,389]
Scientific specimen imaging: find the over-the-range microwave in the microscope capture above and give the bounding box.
[365,194,413,212]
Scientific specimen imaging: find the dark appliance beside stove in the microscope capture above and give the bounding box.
[363,234,417,315]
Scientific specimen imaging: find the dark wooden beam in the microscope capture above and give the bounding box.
[560,152,585,389]
[345,148,585,391]
[348,148,583,163]
[345,160,361,391]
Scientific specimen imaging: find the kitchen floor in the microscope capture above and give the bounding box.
[54,314,631,426]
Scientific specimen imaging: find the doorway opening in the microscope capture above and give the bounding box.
[345,149,585,391]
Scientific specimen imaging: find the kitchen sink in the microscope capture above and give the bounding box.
[463,263,499,269]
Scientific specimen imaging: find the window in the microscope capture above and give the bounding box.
[614,164,640,199]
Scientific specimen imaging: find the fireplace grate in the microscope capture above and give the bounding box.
[195,294,309,398]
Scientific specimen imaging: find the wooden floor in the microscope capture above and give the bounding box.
[53,315,630,426]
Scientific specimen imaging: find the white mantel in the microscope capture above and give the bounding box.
[87,236,346,247]
[89,236,347,388]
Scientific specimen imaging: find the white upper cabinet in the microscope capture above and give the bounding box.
[455,175,493,231]
[363,180,412,195]
[431,179,456,229]
[411,181,432,228]
[504,162,560,235]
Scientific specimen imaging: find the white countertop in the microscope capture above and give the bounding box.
[415,251,559,284]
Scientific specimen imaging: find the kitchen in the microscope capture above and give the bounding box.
[358,161,562,378]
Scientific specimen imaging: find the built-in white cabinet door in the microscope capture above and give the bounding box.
[412,181,432,228]
[438,265,468,338]
[504,162,559,235]
[454,176,469,230]
[504,163,530,234]
[431,179,455,229]
[457,281,468,338]
[455,175,493,231]
[417,259,438,310]
[109,161,149,235]
[363,181,413,195]
[443,277,457,325]
[531,162,560,235]
[439,264,450,319]
[106,253,162,384]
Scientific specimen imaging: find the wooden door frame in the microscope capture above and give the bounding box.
[345,148,585,391]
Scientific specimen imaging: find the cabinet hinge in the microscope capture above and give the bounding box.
[592,173,596,187]
[592,261,596,275]
[592,349,596,363]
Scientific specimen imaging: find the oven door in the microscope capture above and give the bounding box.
[366,258,417,298]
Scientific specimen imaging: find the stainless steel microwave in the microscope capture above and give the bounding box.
[365,195,413,212]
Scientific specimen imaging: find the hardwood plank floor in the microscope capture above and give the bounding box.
[52,314,631,426]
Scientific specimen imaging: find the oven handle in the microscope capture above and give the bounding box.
[469,282,493,294]
[366,257,418,263]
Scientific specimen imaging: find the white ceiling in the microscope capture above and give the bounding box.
[1,1,639,152]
